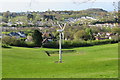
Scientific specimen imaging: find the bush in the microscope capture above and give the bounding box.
[91,39,118,45]
[2,36,16,45]
[62,40,72,48]
[25,42,36,47]
[2,36,27,47]
[111,35,120,41]
[42,41,59,48]
[20,38,26,41]
[2,44,11,48]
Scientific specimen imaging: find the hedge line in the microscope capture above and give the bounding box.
[2,36,35,47]
[42,39,119,48]
[2,36,119,48]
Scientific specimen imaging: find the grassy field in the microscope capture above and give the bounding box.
[2,43,118,78]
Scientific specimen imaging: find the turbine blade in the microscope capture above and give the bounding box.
[63,23,66,30]
[57,21,63,29]
[59,24,63,29]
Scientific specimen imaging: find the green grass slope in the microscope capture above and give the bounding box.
[2,43,118,78]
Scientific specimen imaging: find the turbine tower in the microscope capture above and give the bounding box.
[57,22,66,63]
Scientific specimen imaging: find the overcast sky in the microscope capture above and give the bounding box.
[0,0,117,2]
[0,0,119,12]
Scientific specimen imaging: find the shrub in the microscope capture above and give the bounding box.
[42,41,59,48]
[91,39,118,45]
[2,44,11,48]
[2,36,27,47]
[2,36,16,45]
[20,38,26,41]
[26,42,36,47]
[110,35,120,41]
[62,40,72,48]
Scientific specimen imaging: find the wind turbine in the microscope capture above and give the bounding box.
[113,2,118,11]
[112,1,120,22]
[58,22,66,41]
[57,22,66,63]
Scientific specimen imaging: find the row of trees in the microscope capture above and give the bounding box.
[2,26,120,48]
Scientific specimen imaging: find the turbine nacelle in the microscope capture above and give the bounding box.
[57,29,64,32]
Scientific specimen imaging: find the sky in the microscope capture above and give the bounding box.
[0,0,119,12]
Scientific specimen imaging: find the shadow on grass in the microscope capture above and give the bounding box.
[44,50,76,56]
[2,46,12,48]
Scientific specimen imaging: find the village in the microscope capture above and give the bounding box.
[0,8,120,48]
[1,0,120,78]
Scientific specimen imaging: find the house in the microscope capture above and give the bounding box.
[17,32,26,38]
[42,38,53,43]
[7,32,26,38]
[106,33,114,36]
[42,32,54,43]
[15,21,23,25]
[25,36,32,42]
[0,22,6,25]
[42,32,54,39]
[7,22,13,26]
[89,23,118,28]
[95,37,108,40]
[95,32,115,40]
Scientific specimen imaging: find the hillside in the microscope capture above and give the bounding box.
[86,8,108,12]
[2,43,118,78]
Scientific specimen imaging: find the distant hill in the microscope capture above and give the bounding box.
[86,8,108,12]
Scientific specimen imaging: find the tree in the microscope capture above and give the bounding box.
[3,11,10,18]
[27,13,34,21]
[112,27,120,35]
[85,28,95,40]
[32,29,43,47]
[74,29,95,41]
[74,30,86,40]
[2,11,11,23]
